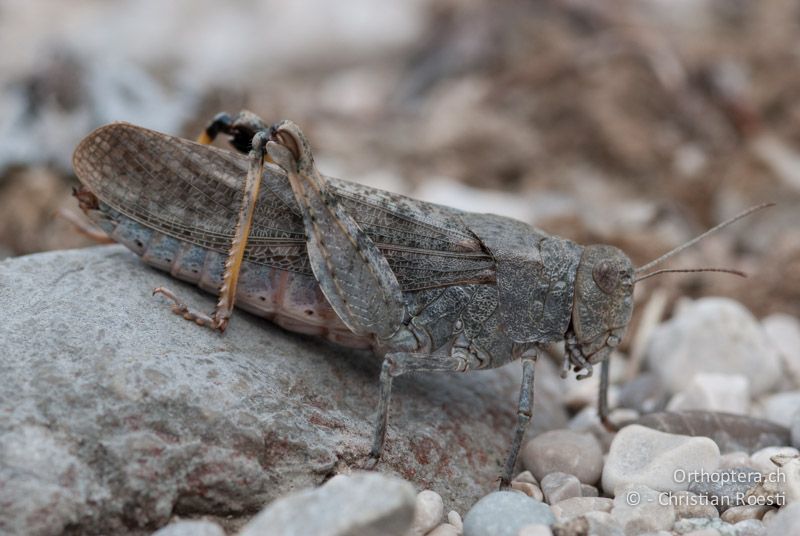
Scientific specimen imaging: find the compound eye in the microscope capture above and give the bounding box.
[592,260,619,294]
[607,334,620,347]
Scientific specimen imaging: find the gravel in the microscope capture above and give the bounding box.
[462,491,555,536]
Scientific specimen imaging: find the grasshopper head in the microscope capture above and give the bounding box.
[568,245,634,376]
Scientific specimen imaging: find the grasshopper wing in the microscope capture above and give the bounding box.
[73,123,495,291]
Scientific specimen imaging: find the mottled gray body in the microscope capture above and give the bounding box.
[74,124,594,368]
[73,120,635,486]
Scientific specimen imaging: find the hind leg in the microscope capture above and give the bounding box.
[154,130,270,331]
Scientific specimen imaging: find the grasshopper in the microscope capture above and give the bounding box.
[72,111,769,486]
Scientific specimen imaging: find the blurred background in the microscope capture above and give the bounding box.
[1,0,798,325]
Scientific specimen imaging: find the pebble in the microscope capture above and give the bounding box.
[512,481,544,501]
[666,373,750,415]
[766,453,800,504]
[645,298,781,396]
[761,509,777,524]
[512,471,543,500]
[522,429,604,485]
[516,524,553,536]
[540,472,582,505]
[238,472,415,536]
[514,471,538,485]
[671,490,720,520]
[150,520,226,536]
[427,524,460,536]
[719,452,751,470]
[758,391,800,428]
[462,491,555,536]
[687,467,762,513]
[602,425,720,494]
[568,407,616,453]
[749,446,799,474]
[720,505,773,523]
[681,529,721,536]
[762,313,800,386]
[606,408,640,429]
[673,517,736,535]
[765,503,800,535]
[617,373,669,414]
[582,511,625,536]
[792,411,800,451]
[551,497,613,521]
[410,490,444,536]
[610,484,675,534]
[447,510,463,532]
[581,484,599,497]
[733,519,766,536]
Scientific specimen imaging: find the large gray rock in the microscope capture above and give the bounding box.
[0,246,567,535]
[238,472,415,536]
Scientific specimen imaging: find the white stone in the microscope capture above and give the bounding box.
[447,510,463,532]
[151,520,226,536]
[750,446,800,475]
[426,524,460,536]
[602,425,720,494]
[763,314,800,386]
[551,497,613,521]
[522,429,604,485]
[540,473,582,505]
[719,451,751,470]
[511,481,544,501]
[516,524,553,536]
[239,472,415,536]
[410,490,444,536]
[721,504,774,523]
[758,391,800,428]
[765,502,800,535]
[670,490,719,520]
[645,298,781,396]
[666,373,750,415]
[610,484,675,534]
[463,491,555,536]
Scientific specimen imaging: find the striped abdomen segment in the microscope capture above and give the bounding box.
[89,203,373,350]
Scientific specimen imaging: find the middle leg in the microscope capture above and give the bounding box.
[500,356,537,488]
[369,352,470,466]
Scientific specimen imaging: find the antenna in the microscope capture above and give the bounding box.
[634,267,746,284]
[635,202,774,274]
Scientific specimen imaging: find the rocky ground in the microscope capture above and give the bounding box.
[3,236,800,535]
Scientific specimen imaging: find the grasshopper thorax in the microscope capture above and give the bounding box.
[569,245,635,372]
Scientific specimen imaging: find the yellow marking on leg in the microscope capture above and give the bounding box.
[211,138,266,330]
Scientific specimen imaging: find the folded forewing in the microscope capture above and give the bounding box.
[73,123,495,290]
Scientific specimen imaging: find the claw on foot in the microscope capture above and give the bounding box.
[153,287,222,330]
